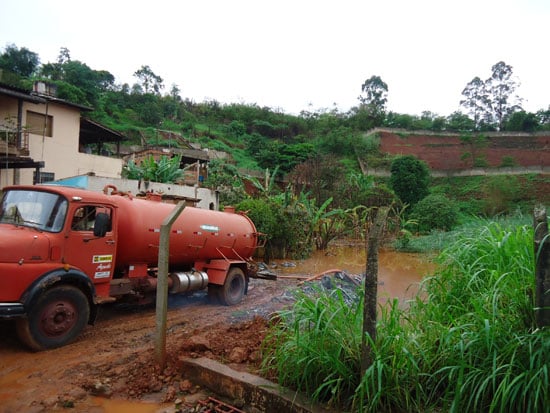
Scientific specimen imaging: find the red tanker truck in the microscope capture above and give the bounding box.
[0,184,262,351]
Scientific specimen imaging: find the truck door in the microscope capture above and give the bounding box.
[63,205,116,289]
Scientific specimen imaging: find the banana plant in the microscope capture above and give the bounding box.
[298,194,346,250]
[246,166,281,198]
[122,154,184,183]
[344,204,371,241]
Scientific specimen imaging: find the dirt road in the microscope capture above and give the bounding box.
[0,275,298,413]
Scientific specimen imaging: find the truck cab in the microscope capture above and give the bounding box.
[0,185,117,350]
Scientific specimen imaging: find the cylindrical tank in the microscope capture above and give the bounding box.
[169,271,209,293]
[111,196,258,270]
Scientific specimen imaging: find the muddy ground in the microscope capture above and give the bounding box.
[0,268,322,413]
[0,247,431,413]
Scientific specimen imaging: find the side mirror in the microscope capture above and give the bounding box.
[93,212,110,237]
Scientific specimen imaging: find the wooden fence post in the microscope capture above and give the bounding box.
[534,205,550,328]
[361,206,389,376]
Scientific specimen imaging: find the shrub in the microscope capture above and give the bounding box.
[236,197,309,260]
[410,194,459,233]
[481,175,523,216]
[389,155,430,207]
[500,155,516,167]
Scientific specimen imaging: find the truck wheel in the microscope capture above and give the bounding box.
[219,267,246,306]
[16,285,90,351]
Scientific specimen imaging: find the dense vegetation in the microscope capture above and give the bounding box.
[1,44,549,257]
[262,217,549,412]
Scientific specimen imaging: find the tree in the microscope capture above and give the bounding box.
[446,111,475,132]
[160,84,184,120]
[288,155,345,206]
[536,106,550,131]
[0,44,40,78]
[359,75,388,111]
[169,84,182,101]
[505,111,539,132]
[315,126,360,157]
[460,76,488,130]
[389,155,430,207]
[361,206,389,375]
[485,61,522,130]
[40,47,71,81]
[57,47,71,65]
[357,75,388,128]
[385,112,414,129]
[63,60,115,104]
[460,134,489,167]
[38,47,115,106]
[203,159,247,207]
[133,65,164,94]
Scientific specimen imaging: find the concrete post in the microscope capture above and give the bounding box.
[155,201,186,368]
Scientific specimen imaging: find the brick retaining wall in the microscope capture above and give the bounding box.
[371,129,550,171]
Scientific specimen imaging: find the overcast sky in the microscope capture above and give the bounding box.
[1,0,548,116]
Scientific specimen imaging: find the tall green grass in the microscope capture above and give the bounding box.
[262,218,549,412]
[408,221,547,412]
[262,287,363,407]
[399,212,532,253]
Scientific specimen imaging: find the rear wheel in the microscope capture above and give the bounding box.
[16,285,90,351]
[219,267,247,306]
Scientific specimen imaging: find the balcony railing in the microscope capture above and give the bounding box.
[0,129,29,156]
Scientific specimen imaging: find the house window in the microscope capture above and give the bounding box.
[34,171,55,184]
[26,111,53,137]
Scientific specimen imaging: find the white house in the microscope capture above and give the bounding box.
[0,81,124,190]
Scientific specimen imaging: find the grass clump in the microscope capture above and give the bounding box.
[398,212,532,253]
[262,219,549,412]
[262,286,363,407]
[410,221,546,412]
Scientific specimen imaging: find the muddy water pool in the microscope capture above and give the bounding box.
[274,244,436,305]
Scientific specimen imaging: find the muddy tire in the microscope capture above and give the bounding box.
[16,285,90,351]
[219,267,246,306]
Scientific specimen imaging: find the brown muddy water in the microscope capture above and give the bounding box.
[275,244,436,306]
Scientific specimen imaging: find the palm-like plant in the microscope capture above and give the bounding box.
[122,155,183,184]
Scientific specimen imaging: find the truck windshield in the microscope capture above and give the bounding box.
[0,190,68,232]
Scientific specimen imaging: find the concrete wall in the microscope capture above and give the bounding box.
[50,175,219,210]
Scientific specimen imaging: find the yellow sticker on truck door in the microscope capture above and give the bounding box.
[92,255,113,263]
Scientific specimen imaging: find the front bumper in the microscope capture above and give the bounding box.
[0,302,25,318]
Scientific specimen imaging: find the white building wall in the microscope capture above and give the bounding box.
[2,100,123,189]
[48,175,219,210]
[83,176,218,210]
